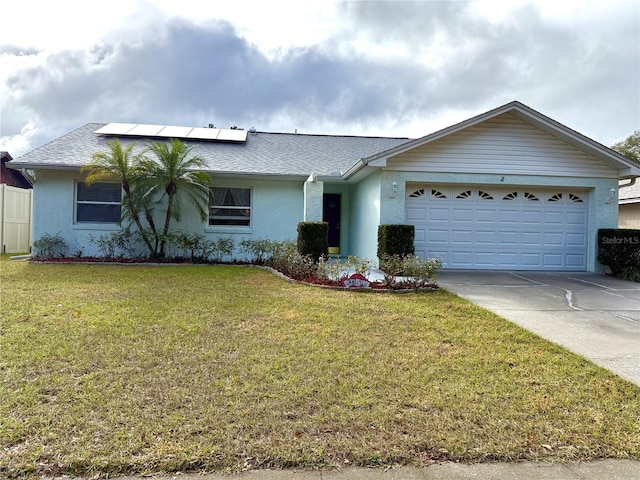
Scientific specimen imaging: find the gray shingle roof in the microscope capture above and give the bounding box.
[11,123,411,179]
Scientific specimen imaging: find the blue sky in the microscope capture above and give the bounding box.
[1,0,638,157]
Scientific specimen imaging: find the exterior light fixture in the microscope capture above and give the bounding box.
[390,182,398,198]
[605,186,617,204]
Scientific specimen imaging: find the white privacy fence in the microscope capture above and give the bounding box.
[0,184,32,254]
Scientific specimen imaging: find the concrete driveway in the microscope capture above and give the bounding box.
[437,271,640,387]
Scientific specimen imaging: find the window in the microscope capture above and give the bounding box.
[76,182,121,223]
[209,187,251,226]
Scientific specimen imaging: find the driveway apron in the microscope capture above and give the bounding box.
[437,271,640,386]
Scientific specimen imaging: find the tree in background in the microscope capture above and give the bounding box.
[612,130,640,162]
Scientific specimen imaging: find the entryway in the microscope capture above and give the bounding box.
[323,193,341,254]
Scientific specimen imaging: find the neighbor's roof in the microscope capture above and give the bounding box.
[619,180,640,203]
[9,123,411,180]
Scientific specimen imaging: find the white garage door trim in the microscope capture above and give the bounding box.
[406,185,589,270]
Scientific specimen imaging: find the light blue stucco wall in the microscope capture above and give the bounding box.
[347,171,382,263]
[32,171,304,258]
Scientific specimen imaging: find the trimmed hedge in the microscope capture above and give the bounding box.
[297,222,329,261]
[377,224,415,259]
[597,229,640,280]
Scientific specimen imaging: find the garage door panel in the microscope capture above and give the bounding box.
[497,252,519,267]
[567,233,586,247]
[544,211,564,224]
[521,211,543,223]
[521,253,543,267]
[476,209,498,222]
[428,229,450,243]
[567,211,587,224]
[475,252,497,266]
[498,231,519,245]
[451,230,474,244]
[566,254,586,268]
[475,230,497,245]
[499,210,520,223]
[452,209,473,222]
[406,185,589,271]
[450,251,473,267]
[543,254,563,268]
[543,232,564,246]
[521,231,542,245]
[429,208,450,221]
[406,207,426,221]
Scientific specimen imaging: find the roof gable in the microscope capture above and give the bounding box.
[356,101,640,179]
[382,113,619,179]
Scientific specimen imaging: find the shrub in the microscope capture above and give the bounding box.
[268,240,319,281]
[211,237,235,262]
[597,229,640,280]
[89,229,141,260]
[240,238,277,263]
[33,232,68,259]
[297,222,329,262]
[377,224,414,259]
[380,253,442,290]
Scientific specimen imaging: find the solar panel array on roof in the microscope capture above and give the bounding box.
[94,123,248,142]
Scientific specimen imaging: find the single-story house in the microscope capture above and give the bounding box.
[9,101,640,271]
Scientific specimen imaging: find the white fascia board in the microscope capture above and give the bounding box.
[368,157,387,167]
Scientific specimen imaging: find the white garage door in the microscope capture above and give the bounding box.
[406,185,589,270]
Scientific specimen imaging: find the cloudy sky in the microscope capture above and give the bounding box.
[1,0,638,157]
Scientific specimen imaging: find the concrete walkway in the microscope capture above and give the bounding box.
[109,459,640,479]
[436,271,640,387]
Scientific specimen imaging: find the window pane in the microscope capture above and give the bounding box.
[209,187,251,226]
[210,187,250,207]
[77,204,121,223]
[78,182,121,202]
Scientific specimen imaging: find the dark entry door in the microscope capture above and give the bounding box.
[323,194,341,254]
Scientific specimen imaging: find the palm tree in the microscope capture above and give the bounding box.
[82,139,155,254]
[143,139,211,257]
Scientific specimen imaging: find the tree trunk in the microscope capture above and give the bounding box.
[159,193,174,257]
[122,183,154,255]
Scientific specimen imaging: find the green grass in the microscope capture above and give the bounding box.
[0,256,639,478]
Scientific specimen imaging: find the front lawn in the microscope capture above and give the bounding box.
[0,257,639,478]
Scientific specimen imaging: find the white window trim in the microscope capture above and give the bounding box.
[206,186,253,232]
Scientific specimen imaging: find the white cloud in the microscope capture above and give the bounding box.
[1,0,638,156]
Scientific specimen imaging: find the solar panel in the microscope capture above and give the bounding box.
[126,124,164,137]
[94,123,247,142]
[218,129,248,142]
[94,123,137,135]
[186,127,221,140]
[158,125,194,138]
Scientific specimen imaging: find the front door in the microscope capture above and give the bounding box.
[323,194,341,254]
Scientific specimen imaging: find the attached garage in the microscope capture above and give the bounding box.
[406,185,589,270]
